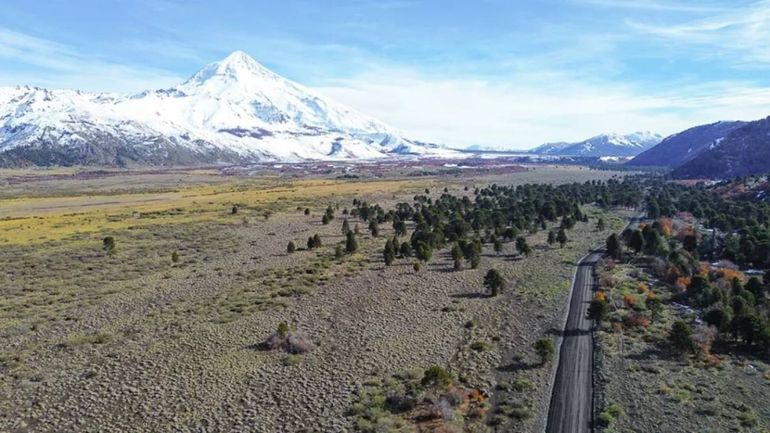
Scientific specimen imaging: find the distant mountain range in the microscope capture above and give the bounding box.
[528,131,663,157]
[0,51,454,167]
[2,50,769,178]
[626,117,770,179]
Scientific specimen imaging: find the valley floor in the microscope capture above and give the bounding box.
[0,165,624,433]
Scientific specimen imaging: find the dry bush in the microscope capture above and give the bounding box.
[598,273,616,290]
[599,257,615,271]
[692,325,717,356]
[264,328,314,354]
[623,294,636,308]
[624,312,650,328]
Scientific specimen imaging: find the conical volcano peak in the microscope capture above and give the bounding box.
[217,50,267,73]
[182,50,279,87]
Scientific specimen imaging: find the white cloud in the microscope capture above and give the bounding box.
[628,0,770,66]
[315,68,770,150]
[0,27,182,93]
[574,0,728,13]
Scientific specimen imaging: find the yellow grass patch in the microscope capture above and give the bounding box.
[0,178,428,245]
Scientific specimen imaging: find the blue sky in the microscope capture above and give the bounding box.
[2,0,770,149]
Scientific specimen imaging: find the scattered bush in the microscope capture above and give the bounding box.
[534,337,555,365]
[484,269,506,296]
[102,236,116,253]
[264,322,314,354]
[421,365,452,389]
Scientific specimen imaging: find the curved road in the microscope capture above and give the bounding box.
[545,215,642,433]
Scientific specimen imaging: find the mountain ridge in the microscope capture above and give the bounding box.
[0,51,452,167]
[528,131,662,157]
[626,120,745,168]
[671,116,770,179]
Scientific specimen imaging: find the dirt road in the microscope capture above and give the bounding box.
[545,214,642,433]
[545,251,602,433]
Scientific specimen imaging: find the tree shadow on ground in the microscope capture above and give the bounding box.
[244,342,270,352]
[449,292,490,299]
[497,360,541,372]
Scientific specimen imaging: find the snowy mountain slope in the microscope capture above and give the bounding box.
[529,131,662,157]
[626,121,745,168]
[671,116,770,179]
[0,51,453,166]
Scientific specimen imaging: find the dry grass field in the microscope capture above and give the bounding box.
[0,165,626,433]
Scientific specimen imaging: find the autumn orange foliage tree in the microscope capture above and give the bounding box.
[658,218,673,237]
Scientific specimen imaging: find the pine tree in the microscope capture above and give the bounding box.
[606,233,622,260]
[383,239,396,265]
[547,230,556,246]
[369,219,379,237]
[345,231,358,254]
[556,229,568,248]
[287,241,296,253]
[341,218,350,235]
[596,217,606,231]
[628,229,645,254]
[400,241,412,257]
[484,269,506,296]
[492,234,502,255]
[515,237,532,256]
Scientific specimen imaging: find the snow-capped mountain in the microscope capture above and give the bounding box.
[0,51,451,166]
[529,131,662,157]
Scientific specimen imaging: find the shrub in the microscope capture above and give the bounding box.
[413,262,422,272]
[606,403,624,418]
[484,269,506,296]
[509,407,532,420]
[102,236,116,253]
[598,411,614,427]
[282,354,302,367]
[534,337,555,365]
[623,293,636,308]
[624,312,651,328]
[512,377,535,392]
[421,365,452,389]
[264,323,314,355]
[287,241,296,253]
[470,341,490,352]
[171,251,180,263]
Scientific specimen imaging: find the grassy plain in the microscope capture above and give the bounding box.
[0,165,626,433]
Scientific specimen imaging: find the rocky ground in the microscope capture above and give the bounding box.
[0,166,625,433]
